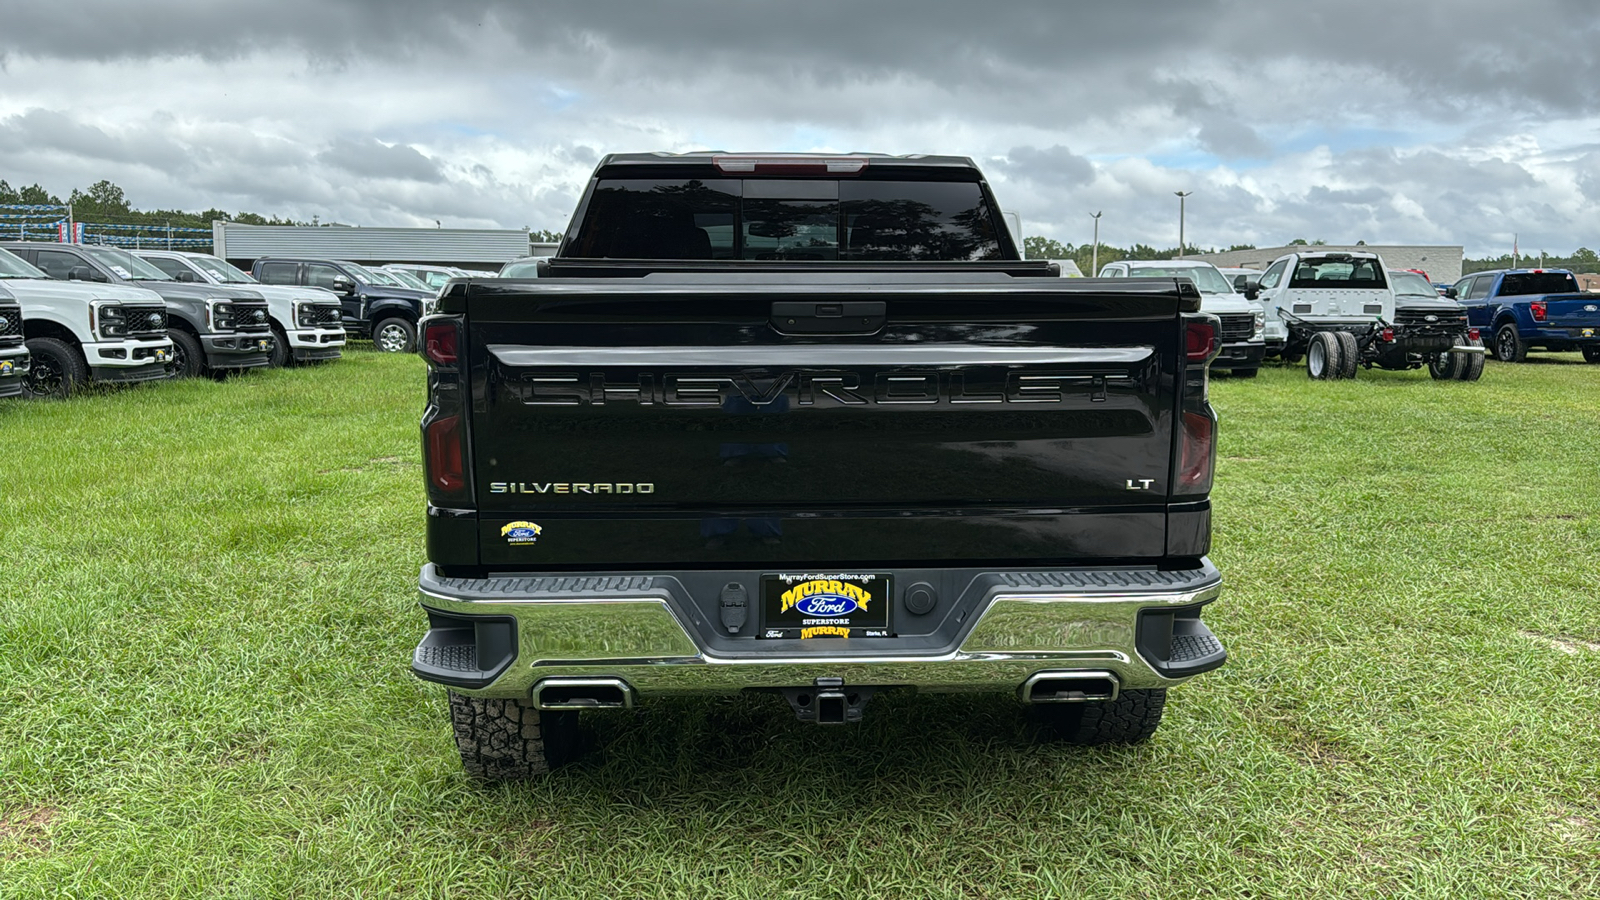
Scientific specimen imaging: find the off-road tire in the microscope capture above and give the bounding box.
[21,337,87,399]
[1306,331,1342,380]
[1495,323,1527,363]
[1031,688,1168,745]
[1583,345,1600,364]
[268,324,291,368]
[1334,331,1360,378]
[447,693,579,779]
[373,317,416,354]
[1229,367,1259,378]
[167,329,205,378]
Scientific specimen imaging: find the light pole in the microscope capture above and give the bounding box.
[1174,191,1192,258]
[1089,211,1102,275]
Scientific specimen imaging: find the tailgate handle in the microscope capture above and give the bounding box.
[771,301,885,334]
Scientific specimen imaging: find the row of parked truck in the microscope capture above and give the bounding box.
[0,243,439,399]
[1100,249,1600,381]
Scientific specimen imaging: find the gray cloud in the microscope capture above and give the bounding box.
[997,145,1096,190]
[1,2,1598,255]
[318,138,442,183]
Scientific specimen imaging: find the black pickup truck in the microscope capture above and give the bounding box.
[412,153,1228,777]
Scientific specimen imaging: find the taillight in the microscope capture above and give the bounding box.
[423,320,458,365]
[1531,300,1547,321]
[1177,411,1215,494]
[1175,314,1218,497]
[1185,319,1220,362]
[422,314,471,505]
[426,415,465,494]
[1381,327,1395,342]
[1469,328,1480,342]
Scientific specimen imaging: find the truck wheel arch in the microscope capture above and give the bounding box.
[21,318,81,347]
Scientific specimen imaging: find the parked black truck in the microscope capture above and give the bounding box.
[0,242,274,378]
[411,153,1228,777]
[249,257,430,353]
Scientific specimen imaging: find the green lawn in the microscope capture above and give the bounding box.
[2,350,1598,899]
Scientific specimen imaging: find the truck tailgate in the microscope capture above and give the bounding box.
[1543,294,1600,329]
[462,276,1190,567]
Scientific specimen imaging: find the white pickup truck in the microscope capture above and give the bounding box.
[134,250,346,367]
[1247,249,1482,380]
[0,283,28,398]
[0,247,173,398]
[1098,259,1265,376]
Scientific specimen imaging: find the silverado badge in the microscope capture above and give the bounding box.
[500,521,542,545]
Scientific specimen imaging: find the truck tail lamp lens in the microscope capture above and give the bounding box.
[1381,327,1395,342]
[712,155,869,175]
[1469,328,1481,342]
[1177,411,1215,494]
[426,415,466,494]
[423,320,458,366]
[1185,319,1220,362]
[1531,300,1547,321]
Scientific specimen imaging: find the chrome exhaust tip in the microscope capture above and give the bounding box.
[532,677,635,710]
[1020,670,1120,704]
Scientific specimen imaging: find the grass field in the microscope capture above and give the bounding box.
[2,349,1598,899]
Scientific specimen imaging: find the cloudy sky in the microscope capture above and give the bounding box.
[3,0,1599,255]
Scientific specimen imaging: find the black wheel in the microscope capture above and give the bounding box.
[1495,324,1527,363]
[1306,332,1342,380]
[447,693,580,778]
[20,337,87,399]
[268,325,291,368]
[1428,350,1460,380]
[1031,688,1168,745]
[1334,331,1360,378]
[1583,346,1600,364]
[166,329,205,378]
[1229,367,1259,379]
[373,317,416,354]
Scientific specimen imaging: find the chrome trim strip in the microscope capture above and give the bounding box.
[486,344,1155,368]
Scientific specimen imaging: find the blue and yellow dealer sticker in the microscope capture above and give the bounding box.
[0,361,12,376]
[500,521,542,545]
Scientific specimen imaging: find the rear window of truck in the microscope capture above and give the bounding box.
[1288,257,1387,289]
[1498,272,1579,296]
[569,178,1004,261]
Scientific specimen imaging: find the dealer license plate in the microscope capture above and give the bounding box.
[759,572,892,640]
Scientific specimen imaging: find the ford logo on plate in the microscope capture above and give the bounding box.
[794,595,861,617]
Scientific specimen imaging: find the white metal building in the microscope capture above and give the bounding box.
[212,222,545,270]
[1182,244,1464,282]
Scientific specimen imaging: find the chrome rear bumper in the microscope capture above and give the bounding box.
[413,563,1226,697]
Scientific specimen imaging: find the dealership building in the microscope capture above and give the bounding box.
[211,222,557,272]
[1182,244,1465,282]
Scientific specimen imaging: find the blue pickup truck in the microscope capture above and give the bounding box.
[1446,269,1600,362]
